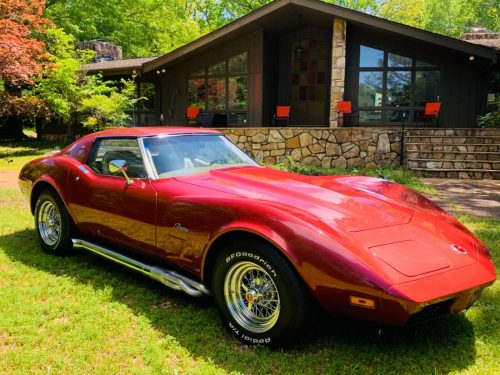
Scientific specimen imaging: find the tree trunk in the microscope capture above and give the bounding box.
[0,117,26,140]
[35,117,44,141]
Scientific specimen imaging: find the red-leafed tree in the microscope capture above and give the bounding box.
[0,0,52,138]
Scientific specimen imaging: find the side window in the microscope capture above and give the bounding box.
[88,138,147,178]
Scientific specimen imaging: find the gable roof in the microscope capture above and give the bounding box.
[143,0,498,73]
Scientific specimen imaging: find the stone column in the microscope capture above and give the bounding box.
[329,19,347,128]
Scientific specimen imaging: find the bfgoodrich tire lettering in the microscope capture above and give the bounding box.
[212,240,311,346]
[34,190,74,255]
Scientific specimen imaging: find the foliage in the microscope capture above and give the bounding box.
[29,28,94,123]
[0,139,63,170]
[0,0,52,86]
[477,110,500,128]
[43,0,498,60]
[378,0,499,36]
[0,0,54,125]
[45,0,202,58]
[78,76,143,131]
[274,159,437,194]
[187,0,378,31]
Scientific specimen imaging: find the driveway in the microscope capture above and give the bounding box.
[0,170,19,189]
[422,178,500,219]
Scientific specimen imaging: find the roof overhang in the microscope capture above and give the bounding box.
[143,0,497,73]
[81,57,157,76]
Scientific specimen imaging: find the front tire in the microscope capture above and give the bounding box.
[212,240,311,346]
[34,190,74,255]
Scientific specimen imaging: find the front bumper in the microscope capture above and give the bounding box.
[315,261,496,326]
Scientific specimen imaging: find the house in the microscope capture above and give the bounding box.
[82,0,499,129]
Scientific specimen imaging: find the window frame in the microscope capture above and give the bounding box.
[140,133,259,179]
[356,44,441,125]
[86,137,152,180]
[187,52,249,125]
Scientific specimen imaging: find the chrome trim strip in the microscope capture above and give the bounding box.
[138,137,158,180]
[72,239,209,297]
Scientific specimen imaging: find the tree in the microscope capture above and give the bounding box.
[186,0,378,31]
[0,0,52,85]
[0,0,53,138]
[78,75,143,131]
[45,0,202,58]
[30,28,93,125]
[378,0,499,36]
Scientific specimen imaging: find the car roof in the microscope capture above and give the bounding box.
[89,126,222,138]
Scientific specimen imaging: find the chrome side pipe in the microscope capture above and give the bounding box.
[71,239,210,297]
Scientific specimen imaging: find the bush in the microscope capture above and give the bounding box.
[477,110,500,128]
[273,158,435,194]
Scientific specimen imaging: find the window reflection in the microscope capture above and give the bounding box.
[358,45,440,124]
[229,53,248,74]
[359,72,383,107]
[387,71,411,106]
[388,53,412,68]
[187,52,248,124]
[415,71,440,106]
[207,78,226,110]
[138,82,156,110]
[208,61,226,76]
[360,46,384,67]
[359,110,382,122]
[188,78,206,109]
[228,76,247,110]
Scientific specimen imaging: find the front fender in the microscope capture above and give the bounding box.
[199,199,389,296]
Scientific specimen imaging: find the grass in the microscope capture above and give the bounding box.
[0,142,498,374]
[273,162,437,195]
[0,139,64,171]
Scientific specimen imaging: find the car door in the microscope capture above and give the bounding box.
[67,137,158,254]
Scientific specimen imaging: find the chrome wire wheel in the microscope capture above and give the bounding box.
[37,200,62,246]
[224,261,281,333]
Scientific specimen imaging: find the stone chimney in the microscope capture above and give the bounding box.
[77,40,123,62]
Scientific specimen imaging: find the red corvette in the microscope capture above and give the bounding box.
[19,127,496,345]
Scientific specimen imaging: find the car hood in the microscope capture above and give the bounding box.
[175,166,414,232]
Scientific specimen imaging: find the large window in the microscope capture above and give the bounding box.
[187,52,248,125]
[357,45,440,124]
[135,82,157,125]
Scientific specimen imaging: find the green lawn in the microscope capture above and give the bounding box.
[0,139,64,171]
[0,143,498,374]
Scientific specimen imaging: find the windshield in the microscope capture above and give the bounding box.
[142,134,258,178]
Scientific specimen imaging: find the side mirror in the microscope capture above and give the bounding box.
[109,159,133,184]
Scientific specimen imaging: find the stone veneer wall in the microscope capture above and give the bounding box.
[329,19,347,128]
[222,128,402,168]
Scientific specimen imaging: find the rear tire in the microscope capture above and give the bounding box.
[34,190,74,255]
[212,240,311,346]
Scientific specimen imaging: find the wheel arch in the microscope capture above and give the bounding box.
[201,227,299,287]
[30,179,73,225]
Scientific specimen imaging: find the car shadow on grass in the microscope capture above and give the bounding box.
[1,228,482,374]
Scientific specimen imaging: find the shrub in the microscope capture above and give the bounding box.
[477,110,500,128]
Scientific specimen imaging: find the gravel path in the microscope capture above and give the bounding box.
[422,178,500,219]
[0,170,19,189]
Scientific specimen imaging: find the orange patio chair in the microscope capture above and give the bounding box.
[336,100,358,126]
[417,102,441,126]
[185,107,200,126]
[273,106,290,126]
